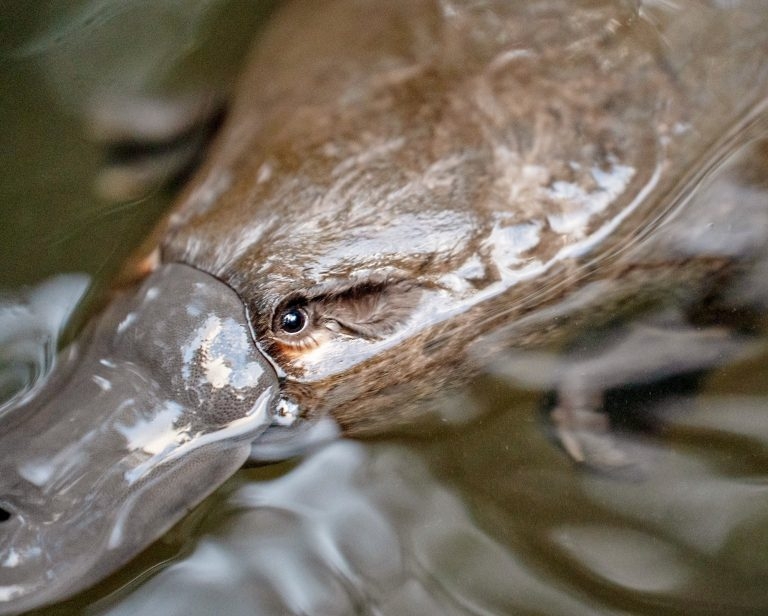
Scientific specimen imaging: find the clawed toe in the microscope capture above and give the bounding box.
[549,391,660,480]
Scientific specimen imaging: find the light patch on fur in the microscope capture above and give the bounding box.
[256,161,273,184]
[437,253,489,293]
[486,219,543,272]
[546,159,635,236]
[171,169,232,226]
[330,137,406,178]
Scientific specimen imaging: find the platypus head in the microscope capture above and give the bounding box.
[160,0,674,435]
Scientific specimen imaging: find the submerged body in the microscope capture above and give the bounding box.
[1,0,768,613]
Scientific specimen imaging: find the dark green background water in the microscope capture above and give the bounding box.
[2,2,768,614]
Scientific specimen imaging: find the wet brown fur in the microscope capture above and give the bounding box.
[161,0,768,434]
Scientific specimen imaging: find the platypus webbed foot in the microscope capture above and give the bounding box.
[551,390,617,466]
[549,388,664,480]
[86,91,225,201]
[544,313,761,478]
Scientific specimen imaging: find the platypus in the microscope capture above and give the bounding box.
[2,0,768,612]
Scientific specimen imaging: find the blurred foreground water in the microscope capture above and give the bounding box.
[2,1,768,614]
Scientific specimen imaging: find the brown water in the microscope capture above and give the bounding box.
[2,2,768,614]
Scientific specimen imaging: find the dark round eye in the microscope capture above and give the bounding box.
[278,306,309,334]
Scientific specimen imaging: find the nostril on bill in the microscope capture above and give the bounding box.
[0,506,11,523]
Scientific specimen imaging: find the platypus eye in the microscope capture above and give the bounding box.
[270,300,322,353]
[277,306,309,335]
[268,280,421,360]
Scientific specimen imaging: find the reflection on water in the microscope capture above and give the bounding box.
[2,0,768,615]
[0,275,90,412]
[91,440,621,616]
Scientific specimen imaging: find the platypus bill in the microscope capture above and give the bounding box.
[1,0,768,613]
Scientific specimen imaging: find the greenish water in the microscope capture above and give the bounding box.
[2,2,768,615]
[0,0,268,292]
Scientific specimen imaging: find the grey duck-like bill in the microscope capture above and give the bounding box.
[0,264,278,614]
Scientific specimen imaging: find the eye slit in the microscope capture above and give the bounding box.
[277,306,309,335]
